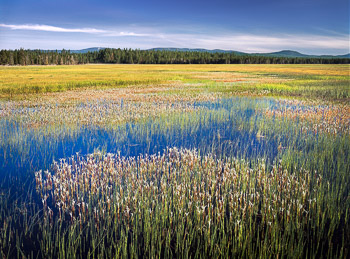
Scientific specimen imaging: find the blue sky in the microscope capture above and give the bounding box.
[0,0,349,54]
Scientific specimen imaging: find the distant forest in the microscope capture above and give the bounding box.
[0,48,349,65]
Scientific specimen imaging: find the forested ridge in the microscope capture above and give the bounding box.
[1,48,349,65]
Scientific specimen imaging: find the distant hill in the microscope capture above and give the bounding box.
[336,53,350,58]
[254,50,350,59]
[39,47,106,53]
[253,50,309,58]
[150,48,349,59]
[150,48,246,55]
[33,47,350,59]
[69,47,106,53]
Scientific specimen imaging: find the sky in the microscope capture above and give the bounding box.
[0,0,349,54]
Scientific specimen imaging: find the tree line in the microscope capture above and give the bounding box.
[0,48,349,65]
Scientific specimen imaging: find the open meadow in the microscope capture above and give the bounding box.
[0,64,349,258]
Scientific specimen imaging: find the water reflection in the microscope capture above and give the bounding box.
[0,97,303,178]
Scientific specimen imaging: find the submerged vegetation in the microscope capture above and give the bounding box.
[0,64,349,258]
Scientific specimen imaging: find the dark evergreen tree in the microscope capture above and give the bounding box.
[0,48,348,65]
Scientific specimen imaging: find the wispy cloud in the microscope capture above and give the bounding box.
[1,23,349,54]
[104,31,150,37]
[0,23,148,36]
[0,23,107,34]
[131,32,349,54]
[184,34,350,53]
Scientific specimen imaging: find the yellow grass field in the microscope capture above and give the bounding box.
[0,64,349,101]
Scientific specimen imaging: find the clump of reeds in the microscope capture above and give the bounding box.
[2,99,202,128]
[264,99,350,135]
[35,147,321,239]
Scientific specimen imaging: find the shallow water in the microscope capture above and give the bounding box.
[0,97,308,178]
[1,96,349,258]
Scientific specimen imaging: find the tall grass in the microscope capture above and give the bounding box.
[0,64,349,258]
[33,147,321,258]
[0,96,349,257]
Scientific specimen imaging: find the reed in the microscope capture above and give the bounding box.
[33,147,322,258]
[0,64,349,258]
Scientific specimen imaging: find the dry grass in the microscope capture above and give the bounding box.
[0,64,348,99]
[264,99,350,134]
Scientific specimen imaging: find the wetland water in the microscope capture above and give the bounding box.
[0,96,348,258]
[0,97,302,178]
